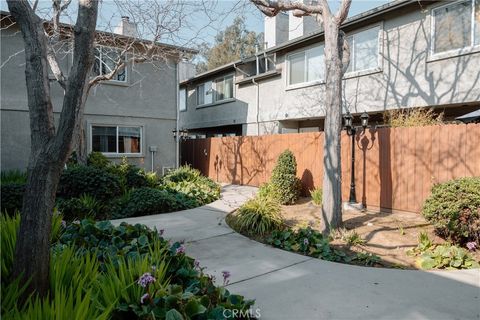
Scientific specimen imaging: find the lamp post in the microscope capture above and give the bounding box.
[344,111,369,203]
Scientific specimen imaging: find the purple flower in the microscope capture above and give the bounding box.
[61,220,67,228]
[303,238,309,246]
[137,272,156,288]
[194,260,200,269]
[140,293,150,304]
[175,244,186,255]
[222,270,231,285]
[466,242,477,251]
[159,229,165,236]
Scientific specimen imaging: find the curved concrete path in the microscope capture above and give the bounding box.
[114,185,480,320]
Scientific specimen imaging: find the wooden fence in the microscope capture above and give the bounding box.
[181,124,480,213]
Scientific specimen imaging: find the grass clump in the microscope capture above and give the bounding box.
[310,187,322,205]
[235,196,283,236]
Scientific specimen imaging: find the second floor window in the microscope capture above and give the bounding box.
[93,46,127,82]
[346,26,380,74]
[432,0,480,55]
[215,75,234,101]
[288,45,325,86]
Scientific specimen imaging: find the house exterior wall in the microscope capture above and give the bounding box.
[1,25,178,172]
[180,2,480,136]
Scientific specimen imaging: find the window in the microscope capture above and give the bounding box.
[346,26,380,73]
[432,0,480,54]
[196,81,212,106]
[196,75,234,106]
[93,46,127,82]
[214,75,234,101]
[91,125,141,154]
[288,45,325,86]
[179,88,187,111]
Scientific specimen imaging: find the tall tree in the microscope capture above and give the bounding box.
[197,16,264,73]
[250,0,351,232]
[5,0,218,298]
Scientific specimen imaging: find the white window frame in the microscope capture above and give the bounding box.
[93,45,128,83]
[89,124,143,156]
[179,88,187,111]
[344,24,382,78]
[196,74,235,107]
[286,44,325,90]
[430,0,480,59]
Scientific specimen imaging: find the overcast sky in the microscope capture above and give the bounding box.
[2,0,391,46]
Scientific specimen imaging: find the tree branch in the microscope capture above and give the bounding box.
[335,0,352,25]
[250,0,323,17]
[339,30,350,74]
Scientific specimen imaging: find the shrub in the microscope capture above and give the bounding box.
[163,165,201,183]
[0,183,24,215]
[407,232,479,270]
[270,150,302,205]
[58,165,121,201]
[422,177,480,245]
[56,194,104,221]
[114,187,197,218]
[1,170,27,185]
[384,107,444,128]
[235,196,283,236]
[258,182,282,201]
[87,151,110,169]
[124,166,158,189]
[310,187,322,205]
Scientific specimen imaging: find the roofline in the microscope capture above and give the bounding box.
[0,10,198,55]
[181,0,435,84]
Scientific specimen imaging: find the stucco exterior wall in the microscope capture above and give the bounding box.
[180,2,480,135]
[1,25,178,172]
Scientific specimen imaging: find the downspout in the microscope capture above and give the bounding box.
[175,61,180,168]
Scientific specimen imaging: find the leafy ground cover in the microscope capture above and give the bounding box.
[2,214,255,319]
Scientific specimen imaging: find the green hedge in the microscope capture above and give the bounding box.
[270,150,302,205]
[422,177,480,245]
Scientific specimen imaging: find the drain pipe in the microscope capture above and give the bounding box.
[175,61,180,168]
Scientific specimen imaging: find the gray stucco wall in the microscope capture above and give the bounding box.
[1,25,178,172]
[180,2,480,135]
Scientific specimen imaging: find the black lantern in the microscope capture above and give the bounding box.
[344,111,353,130]
[360,111,369,129]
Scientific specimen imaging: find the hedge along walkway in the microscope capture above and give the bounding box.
[113,185,480,320]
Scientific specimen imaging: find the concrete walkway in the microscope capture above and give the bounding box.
[114,185,480,320]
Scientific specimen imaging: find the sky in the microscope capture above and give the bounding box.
[2,0,391,46]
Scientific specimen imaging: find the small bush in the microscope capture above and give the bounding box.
[422,177,480,245]
[114,187,197,218]
[58,165,122,201]
[258,182,282,201]
[57,194,104,221]
[87,151,111,169]
[0,183,25,215]
[407,232,479,270]
[270,150,302,205]
[1,170,27,185]
[310,187,322,205]
[124,166,158,189]
[163,165,201,183]
[384,107,444,127]
[235,196,283,236]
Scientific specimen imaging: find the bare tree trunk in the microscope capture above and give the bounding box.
[7,0,98,299]
[321,17,344,232]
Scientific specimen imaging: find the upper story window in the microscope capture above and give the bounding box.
[93,46,127,82]
[432,0,479,55]
[196,74,234,106]
[287,45,325,86]
[214,75,234,101]
[346,26,380,74]
[91,125,141,155]
[179,88,187,111]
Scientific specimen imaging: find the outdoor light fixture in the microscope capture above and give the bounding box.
[343,110,370,204]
